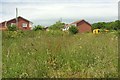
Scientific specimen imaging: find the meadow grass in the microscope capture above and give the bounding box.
[2,30,118,78]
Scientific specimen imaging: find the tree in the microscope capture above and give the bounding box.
[92,22,106,30]
[69,25,78,34]
[114,20,120,30]
[92,20,120,31]
[7,24,18,31]
[49,21,65,30]
[33,25,44,31]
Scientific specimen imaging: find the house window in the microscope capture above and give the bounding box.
[22,23,27,27]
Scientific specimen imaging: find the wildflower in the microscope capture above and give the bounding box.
[31,52,34,55]
[80,38,82,40]
[80,46,82,49]
[7,49,10,57]
[46,49,51,55]
[18,53,20,55]
[27,52,30,55]
[15,72,17,74]
[9,68,12,70]
[19,72,29,78]
[14,31,17,34]
[111,38,114,41]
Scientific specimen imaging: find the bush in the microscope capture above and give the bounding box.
[33,25,44,31]
[49,21,65,30]
[4,30,25,38]
[46,30,64,36]
[7,24,18,31]
[69,25,78,34]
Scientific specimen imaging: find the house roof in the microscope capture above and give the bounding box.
[71,19,84,24]
[0,21,7,24]
[0,16,33,24]
[71,19,91,26]
[18,16,33,23]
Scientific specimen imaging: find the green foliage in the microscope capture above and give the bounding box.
[46,30,65,36]
[33,25,44,31]
[49,21,65,30]
[92,22,105,30]
[92,20,120,30]
[2,30,25,39]
[69,25,78,34]
[7,24,18,31]
[114,20,120,30]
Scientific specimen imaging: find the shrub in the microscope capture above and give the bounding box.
[46,30,64,36]
[49,21,65,30]
[69,25,78,34]
[17,30,25,37]
[7,31,18,38]
[33,25,44,31]
[5,30,25,38]
[7,24,18,31]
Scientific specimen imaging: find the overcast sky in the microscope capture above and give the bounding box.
[0,0,119,26]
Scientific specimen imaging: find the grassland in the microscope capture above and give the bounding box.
[2,30,119,78]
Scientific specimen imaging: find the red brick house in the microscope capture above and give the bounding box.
[63,19,92,33]
[0,16,33,30]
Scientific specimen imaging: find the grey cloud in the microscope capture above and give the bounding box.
[1,0,118,26]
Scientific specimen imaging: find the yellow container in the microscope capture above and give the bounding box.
[93,29,100,34]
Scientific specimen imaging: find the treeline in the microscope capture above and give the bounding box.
[7,20,120,32]
[92,20,120,30]
[33,20,65,30]
[33,21,78,34]
[34,20,120,31]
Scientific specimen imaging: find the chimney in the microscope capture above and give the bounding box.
[16,8,18,27]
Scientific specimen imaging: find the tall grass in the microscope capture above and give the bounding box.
[0,31,2,79]
[2,31,118,78]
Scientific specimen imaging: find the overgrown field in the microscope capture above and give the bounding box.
[2,31,119,78]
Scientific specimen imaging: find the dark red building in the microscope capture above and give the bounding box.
[71,20,92,33]
[0,16,33,30]
[63,19,92,33]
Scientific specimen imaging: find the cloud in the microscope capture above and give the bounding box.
[1,0,118,26]
[1,0,119,3]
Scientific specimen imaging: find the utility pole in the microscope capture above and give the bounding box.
[16,8,18,27]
